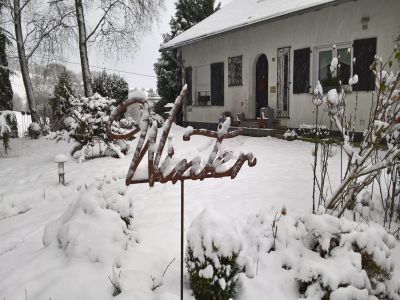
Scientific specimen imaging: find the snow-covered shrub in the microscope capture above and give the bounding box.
[27,122,41,139]
[41,124,50,135]
[298,124,329,139]
[0,126,10,153]
[296,214,399,300]
[283,129,298,141]
[60,93,135,162]
[186,209,251,300]
[310,43,400,227]
[0,111,18,137]
[42,174,133,265]
[0,111,18,154]
[242,210,399,299]
[0,112,11,153]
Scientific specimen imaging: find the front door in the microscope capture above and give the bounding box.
[277,47,290,118]
[256,54,268,117]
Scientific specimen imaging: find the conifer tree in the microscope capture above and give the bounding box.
[154,0,220,115]
[92,71,129,104]
[49,70,75,130]
[0,32,13,111]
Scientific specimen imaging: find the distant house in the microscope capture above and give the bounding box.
[161,0,400,131]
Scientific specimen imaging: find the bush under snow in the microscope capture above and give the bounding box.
[296,214,399,300]
[42,175,134,265]
[186,209,253,300]
[242,211,400,300]
[57,93,136,162]
[27,122,41,139]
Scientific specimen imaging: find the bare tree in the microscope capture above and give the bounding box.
[73,0,164,97]
[1,0,74,122]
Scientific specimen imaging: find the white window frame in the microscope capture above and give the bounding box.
[313,42,353,92]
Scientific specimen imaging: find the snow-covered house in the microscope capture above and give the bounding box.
[161,0,400,131]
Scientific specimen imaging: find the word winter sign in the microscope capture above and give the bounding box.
[106,85,257,186]
[106,85,256,299]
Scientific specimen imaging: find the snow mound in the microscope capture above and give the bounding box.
[186,209,252,299]
[242,211,399,300]
[29,122,40,131]
[187,209,242,262]
[43,177,133,264]
[296,214,399,300]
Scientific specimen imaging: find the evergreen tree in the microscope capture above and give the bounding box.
[154,33,181,116]
[170,0,220,36]
[0,32,13,111]
[93,70,129,104]
[54,70,75,101]
[154,0,220,116]
[50,70,76,130]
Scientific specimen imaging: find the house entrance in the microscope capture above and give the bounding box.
[255,54,268,117]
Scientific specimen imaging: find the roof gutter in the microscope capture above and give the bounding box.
[160,0,355,51]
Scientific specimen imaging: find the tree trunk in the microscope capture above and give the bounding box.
[75,0,93,97]
[13,0,38,121]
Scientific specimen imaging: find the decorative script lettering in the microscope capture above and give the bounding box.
[106,86,257,187]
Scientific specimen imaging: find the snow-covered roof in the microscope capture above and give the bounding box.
[161,0,347,50]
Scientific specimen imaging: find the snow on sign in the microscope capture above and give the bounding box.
[106,85,257,186]
[106,85,256,299]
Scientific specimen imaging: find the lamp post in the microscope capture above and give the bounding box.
[54,154,68,185]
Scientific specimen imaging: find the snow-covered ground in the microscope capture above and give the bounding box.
[0,126,399,300]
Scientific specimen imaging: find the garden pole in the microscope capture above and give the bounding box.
[180,179,184,300]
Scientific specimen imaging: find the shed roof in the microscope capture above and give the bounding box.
[161,0,348,50]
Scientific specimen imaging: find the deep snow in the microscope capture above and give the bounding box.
[0,126,399,300]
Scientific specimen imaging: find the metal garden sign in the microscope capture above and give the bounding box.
[106,85,256,299]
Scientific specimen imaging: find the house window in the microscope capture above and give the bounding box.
[194,63,224,106]
[228,55,242,86]
[316,44,352,92]
[195,65,211,106]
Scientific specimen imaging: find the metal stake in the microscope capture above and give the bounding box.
[180,180,184,300]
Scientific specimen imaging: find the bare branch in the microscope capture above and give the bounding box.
[85,0,119,43]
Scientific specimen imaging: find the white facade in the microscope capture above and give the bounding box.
[178,0,399,131]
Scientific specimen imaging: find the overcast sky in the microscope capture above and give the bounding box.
[65,0,233,91]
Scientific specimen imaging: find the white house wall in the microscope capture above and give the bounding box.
[182,0,400,131]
